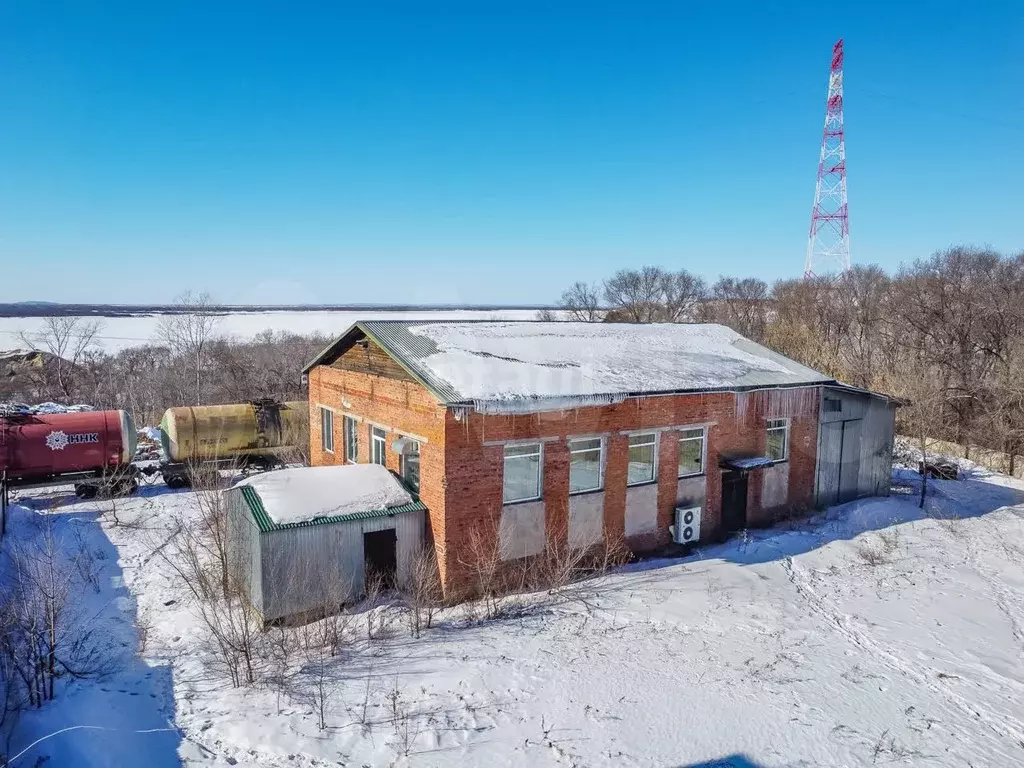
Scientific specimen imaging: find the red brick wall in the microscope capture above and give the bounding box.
[439,388,821,586]
[307,364,450,574]
[309,357,821,591]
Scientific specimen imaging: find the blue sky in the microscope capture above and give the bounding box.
[0,1,1021,305]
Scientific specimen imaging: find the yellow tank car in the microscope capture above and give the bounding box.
[159,401,306,463]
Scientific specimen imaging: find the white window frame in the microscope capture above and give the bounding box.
[568,437,604,495]
[371,425,387,466]
[320,407,334,454]
[678,427,706,478]
[502,442,543,504]
[766,418,789,462]
[343,415,358,463]
[627,432,659,487]
[401,440,421,492]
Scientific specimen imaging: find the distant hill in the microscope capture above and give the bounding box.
[0,302,556,318]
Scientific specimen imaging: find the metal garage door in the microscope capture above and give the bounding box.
[838,418,862,502]
[816,418,862,507]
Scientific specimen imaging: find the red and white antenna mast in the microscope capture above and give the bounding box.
[804,38,851,278]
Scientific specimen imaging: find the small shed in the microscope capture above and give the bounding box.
[814,384,899,507]
[225,464,427,623]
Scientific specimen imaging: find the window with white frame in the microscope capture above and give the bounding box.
[766,418,789,461]
[343,416,358,463]
[627,432,658,485]
[503,443,542,503]
[371,425,386,465]
[678,427,705,477]
[401,440,421,492]
[569,437,603,494]
[320,407,334,453]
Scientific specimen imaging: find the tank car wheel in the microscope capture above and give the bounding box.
[113,478,138,497]
[75,484,99,499]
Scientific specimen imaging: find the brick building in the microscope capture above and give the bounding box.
[303,320,891,591]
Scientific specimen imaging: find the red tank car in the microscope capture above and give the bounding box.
[0,410,138,496]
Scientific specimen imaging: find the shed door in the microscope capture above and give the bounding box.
[363,528,397,589]
[817,421,844,507]
[838,418,862,503]
[817,418,864,507]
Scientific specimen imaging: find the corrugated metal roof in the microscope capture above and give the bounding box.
[360,320,833,403]
[304,319,837,411]
[241,484,428,534]
[360,321,465,402]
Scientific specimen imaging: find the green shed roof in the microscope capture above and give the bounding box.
[240,484,427,533]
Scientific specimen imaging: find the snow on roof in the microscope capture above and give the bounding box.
[399,322,830,413]
[722,456,776,470]
[237,464,413,526]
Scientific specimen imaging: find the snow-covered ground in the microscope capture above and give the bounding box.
[6,461,1024,767]
[0,309,543,353]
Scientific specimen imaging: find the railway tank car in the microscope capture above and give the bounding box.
[0,410,138,497]
[158,400,305,487]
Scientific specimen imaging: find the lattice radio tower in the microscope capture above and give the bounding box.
[804,38,851,278]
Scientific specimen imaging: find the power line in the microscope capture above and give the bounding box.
[857,85,1024,134]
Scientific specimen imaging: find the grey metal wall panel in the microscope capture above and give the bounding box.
[820,391,867,423]
[761,462,790,508]
[261,521,364,621]
[839,419,862,502]
[569,492,605,549]
[816,421,843,507]
[675,475,707,508]
[858,399,895,497]
[257,509,426,622]
[624,483,659,538]
[225,488,264,613]
[816,387,896,507]
[499,501,546,561]
[388,509,425,588]
[674,476,708,540]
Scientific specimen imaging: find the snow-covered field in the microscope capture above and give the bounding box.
[0,309,543,353]
[6,461,1024,767]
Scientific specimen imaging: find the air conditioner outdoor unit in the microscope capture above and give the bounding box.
[673,506,701,545]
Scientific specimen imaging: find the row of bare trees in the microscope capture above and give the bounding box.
[5,292,327,426]
[0,510,113,757]
[550,247,1024,470]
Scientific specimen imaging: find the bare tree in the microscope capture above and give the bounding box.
[982,343,1024,475]
[404,548,442,638]
[890,247,1021,450]
[180,468,234,600]
[20,317,104,402]
[660,269,707,323]
[296,597,353,731]
[158,470,268,687]
[386,678,424,758]
[896,358,951,508]
[558,281,603,322]
[0,638,24,764]
[0,512,112,710]
[839,265,893,389]
[701,276,770,341]
[156,291,220,405]
[603,267,665,323]
[457,523,511,621]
